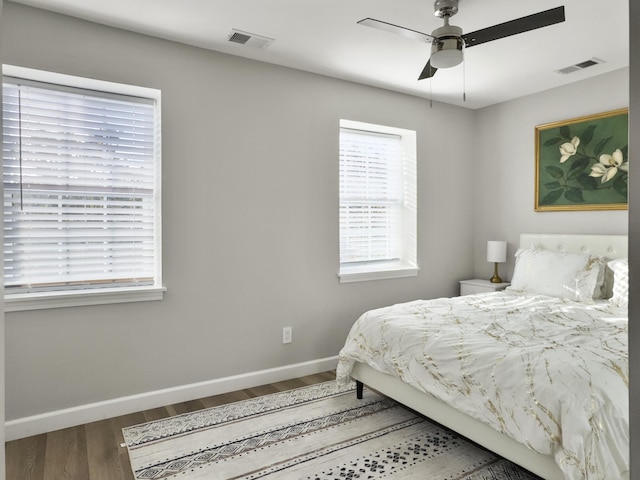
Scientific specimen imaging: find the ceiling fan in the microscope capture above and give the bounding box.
[358,0,565,80]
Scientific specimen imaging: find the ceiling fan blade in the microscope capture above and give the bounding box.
[358,18,435,43]
[462,6,565,48]
[418,60,438,80]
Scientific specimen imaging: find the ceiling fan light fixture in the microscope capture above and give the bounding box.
[358,5,566,79]
[430,36,464,68]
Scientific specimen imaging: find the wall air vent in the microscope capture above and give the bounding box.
[556,58,604,74]
[227,29,275,49]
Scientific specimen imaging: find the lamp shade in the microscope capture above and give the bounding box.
[487,241,507,263]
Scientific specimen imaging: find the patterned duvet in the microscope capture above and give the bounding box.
[336,291,628,480]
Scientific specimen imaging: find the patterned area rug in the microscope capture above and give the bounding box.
[122,381,541,479]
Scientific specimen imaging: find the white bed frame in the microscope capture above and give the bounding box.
[349,233,628,480]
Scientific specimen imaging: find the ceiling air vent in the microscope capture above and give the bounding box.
[556,58,604,74]
[227,29,274,49]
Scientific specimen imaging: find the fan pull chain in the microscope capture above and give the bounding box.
[429,78,433,108]
[462,45,466,102]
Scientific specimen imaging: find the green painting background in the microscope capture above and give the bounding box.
[537,112,628,207]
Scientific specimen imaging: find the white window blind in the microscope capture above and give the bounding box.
[339,128,403,264]
[339,120,417,282]
[2,77,160,296]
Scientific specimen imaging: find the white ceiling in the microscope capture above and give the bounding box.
[9,0,629,109]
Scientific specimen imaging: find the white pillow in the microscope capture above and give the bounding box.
[608,258,628,307]
[507,248,605,303]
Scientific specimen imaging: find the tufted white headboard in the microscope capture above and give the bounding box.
[519,233,628,260]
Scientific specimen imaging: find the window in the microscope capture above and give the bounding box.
[2,66,163,310]
[339,120,418,283]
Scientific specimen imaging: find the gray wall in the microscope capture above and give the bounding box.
[2,2,476,420]
[472,69,629,278]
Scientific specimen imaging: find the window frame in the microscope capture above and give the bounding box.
[338,119,418,283]
[2,65,164,311]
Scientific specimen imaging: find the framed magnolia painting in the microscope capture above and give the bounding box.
[535,108,629,211]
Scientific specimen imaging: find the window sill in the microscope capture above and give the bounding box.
[5,286,166,312]
[338,264,419,283]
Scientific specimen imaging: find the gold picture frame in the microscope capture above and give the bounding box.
[535,108,628,211]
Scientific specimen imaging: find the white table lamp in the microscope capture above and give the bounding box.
[487,241,507,283]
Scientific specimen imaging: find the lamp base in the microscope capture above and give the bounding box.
[490,262,502,283]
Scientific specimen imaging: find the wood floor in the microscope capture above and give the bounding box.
[5,370,337,480]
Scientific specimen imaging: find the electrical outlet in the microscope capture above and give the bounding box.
[282,326,292,344]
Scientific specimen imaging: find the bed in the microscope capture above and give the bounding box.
[336,234,629,480]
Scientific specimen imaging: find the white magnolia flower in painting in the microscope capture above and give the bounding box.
[559,136,580,163]
[589,149,629,183]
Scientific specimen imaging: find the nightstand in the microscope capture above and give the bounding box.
[459,279,510,296]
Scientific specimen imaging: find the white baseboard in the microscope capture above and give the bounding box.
[5,356,339,441]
